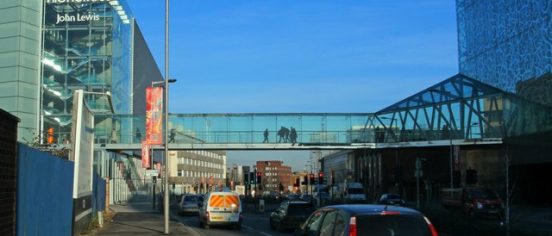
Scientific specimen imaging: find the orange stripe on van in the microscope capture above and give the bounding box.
[209,195,224,207]
[209,194,240,208]
[226,196,239,206]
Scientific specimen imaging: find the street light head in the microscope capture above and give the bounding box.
[168,79,177,83]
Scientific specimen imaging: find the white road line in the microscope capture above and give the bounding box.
[260,232,272,236]
[242,224,254,230]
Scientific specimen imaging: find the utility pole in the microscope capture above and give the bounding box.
[163,0,170,233]
[415,157,422,209]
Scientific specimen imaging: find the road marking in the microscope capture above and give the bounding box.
[242,224,254,230]
[260,232,272,236]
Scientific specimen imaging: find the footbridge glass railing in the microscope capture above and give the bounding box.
[46,75,552,147]
[90,113,375,146]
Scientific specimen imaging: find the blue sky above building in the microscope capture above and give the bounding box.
[127,0,459,170]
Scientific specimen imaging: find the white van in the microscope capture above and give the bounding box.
[198,192,242,229]
[338,182,366,203]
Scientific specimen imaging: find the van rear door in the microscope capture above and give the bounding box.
[208,194,240,222]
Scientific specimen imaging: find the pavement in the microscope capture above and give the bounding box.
[91,202,197,236]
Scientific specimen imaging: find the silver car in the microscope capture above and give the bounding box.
[179,194,203,215]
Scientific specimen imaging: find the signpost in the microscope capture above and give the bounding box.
[146,170,159,177]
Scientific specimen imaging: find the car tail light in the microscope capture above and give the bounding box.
[348,216,357,236]
[423,216,439,236]
[380,211,401,216]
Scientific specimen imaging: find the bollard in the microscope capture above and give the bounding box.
[98,211,104,228]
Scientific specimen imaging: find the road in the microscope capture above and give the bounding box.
[174,212,294,236]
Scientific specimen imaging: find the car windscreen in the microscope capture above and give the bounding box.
[384,194,401,200]
[184,195,199,202]
[348,188,364,194]
[357,214,431,236]
[470,189,497,200]
[287,204,314,215]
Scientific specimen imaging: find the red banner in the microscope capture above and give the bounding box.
[146,87,164,145]
[141,141,150,168]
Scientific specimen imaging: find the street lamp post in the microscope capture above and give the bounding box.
[163,0,170,233]
[448,125,453,188]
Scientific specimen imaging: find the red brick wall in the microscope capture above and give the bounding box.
[256,161,292,191]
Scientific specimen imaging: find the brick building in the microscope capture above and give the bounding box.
[256,161,291,192]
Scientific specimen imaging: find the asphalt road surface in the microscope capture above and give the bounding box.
[174,212,294,236]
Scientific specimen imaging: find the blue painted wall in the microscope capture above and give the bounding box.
[17,144,74,236]
[93,173,106,212]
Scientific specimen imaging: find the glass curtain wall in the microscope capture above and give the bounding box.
[41,1,133,144]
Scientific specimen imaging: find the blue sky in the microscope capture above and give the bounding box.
[127,0,459,170]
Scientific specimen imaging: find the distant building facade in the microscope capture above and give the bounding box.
[169,150,227,194]
[457,0,552,105]
[229,165,251,187]
[256,160,291,192]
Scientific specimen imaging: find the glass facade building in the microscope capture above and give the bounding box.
[42,0,134,143]
[0,0,43,142]
[457,0,552,105]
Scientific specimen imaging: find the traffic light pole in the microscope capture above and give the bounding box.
[318,172,323,207]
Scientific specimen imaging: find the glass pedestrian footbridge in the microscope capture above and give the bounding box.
[53,74,552,150]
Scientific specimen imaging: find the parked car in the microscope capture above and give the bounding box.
[198,192,242,229]
[441,187,504,218]
[337,182,366,203]
[378,193,407,206]
[285,194,301,201]
[294,204,438,236]
[299,194,313,203]
[270,201,315,231]
[179,194,203,215]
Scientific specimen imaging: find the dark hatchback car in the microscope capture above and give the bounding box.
[270,201,315,231]
[378,193,407,206]
[294,205,438,236]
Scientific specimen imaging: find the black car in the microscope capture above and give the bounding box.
[378,193,407,206]
[270,201,315,231]
[294,204,438,236]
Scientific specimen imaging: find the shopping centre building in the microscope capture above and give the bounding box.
[1,0,159,143]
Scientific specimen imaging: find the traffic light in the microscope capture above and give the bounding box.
[244,173,249,185]
[309,173,315,184]
[318,172,324,184]
[256,172,262,185]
